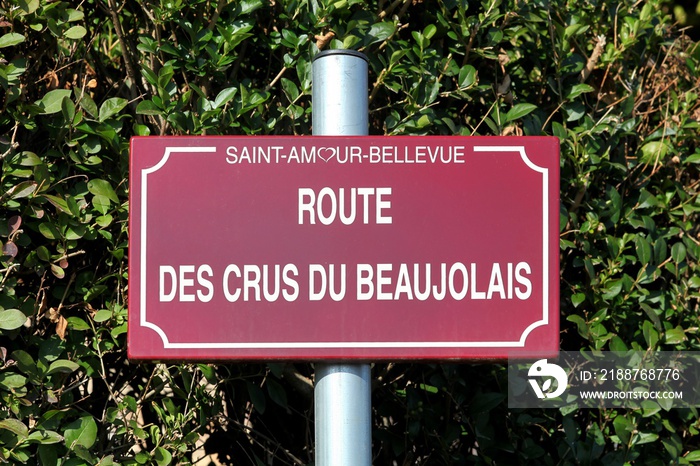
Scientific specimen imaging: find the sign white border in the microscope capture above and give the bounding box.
[138,145,550,349]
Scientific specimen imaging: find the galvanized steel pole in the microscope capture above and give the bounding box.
[312,49,372,466]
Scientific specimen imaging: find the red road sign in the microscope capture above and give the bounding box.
[128,136,559,360]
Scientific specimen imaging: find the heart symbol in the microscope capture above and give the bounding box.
[317,147,337,162]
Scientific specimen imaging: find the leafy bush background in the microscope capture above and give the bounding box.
[1,0,699,464]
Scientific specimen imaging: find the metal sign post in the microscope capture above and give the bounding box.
[312,50,372,466]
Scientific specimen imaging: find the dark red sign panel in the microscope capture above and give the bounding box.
[128,136,559,360]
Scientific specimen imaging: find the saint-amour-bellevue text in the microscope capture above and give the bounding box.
[158,143,532,304]
[224,144,466,164]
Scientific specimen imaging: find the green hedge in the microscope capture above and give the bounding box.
[1,0,699,464]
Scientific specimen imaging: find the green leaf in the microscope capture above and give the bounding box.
[246,381,266,414]
[17,0,40,15]
[198,364,217,384]
[504,103,537,123]
[280,28,299,48]
[418,383,439,393]
[551,121,567,139]
[0,419,29,438]
[19,151,42,166]
[111,323,127,339]
[601,279,622,299]
[671,242,686,264]
[151,425,162,446]
[63,416,97,449]
[664,327,687,345]
[0,33,25,48]
[367,22,395,44]
[266,378,288,409]
[639,140,670,164]
[640,400,661,417]
[35,89,72,115]
[39,339,65,363]
[0,309,27,330]
[468,392,506,414]
[27,429,64,445]
[136,100,162,115]
[38,222,61,240]
[154,447,172,466]
[571,293,586,307]
[88,179,119,203]
[47,359,80,375]
[157,65,175,89]
[93,309,112,322]
[236,0,263,15]
[62,97,76,124]
[281,78,299,103]
[99,97,128,122]
[41,194,70,213]
[658,394,673,411]
[9,180,37,199]
[85,284,107,302]
[38,445,58,466]
[11,350,38,378]
[563,23,588,40]
[689,276,700,289]
[416,114,431,128]
[95,214,113,228]
[0,372,28,390]
[77,90,99,118]
[609,336,628,351]
[50,263,65,279]
[133,123,151,136]
[633,431,659,446]
[566,83,594,100]
[64,25,87,40]
[642,312,662,347]
[214,87,238,108]
[613,415,632,445]
[567,314,588,338]
[66,8,85,22]
[65,224,85,240]
[634,235,652,264]
[67,317,90,331]
[73,444,97,462]
[458,65,477,89]
[564,102,586,121]
[92,194,111,215]
[163,397,178,417]
[66,195,81,217]
[141,64,158,86]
